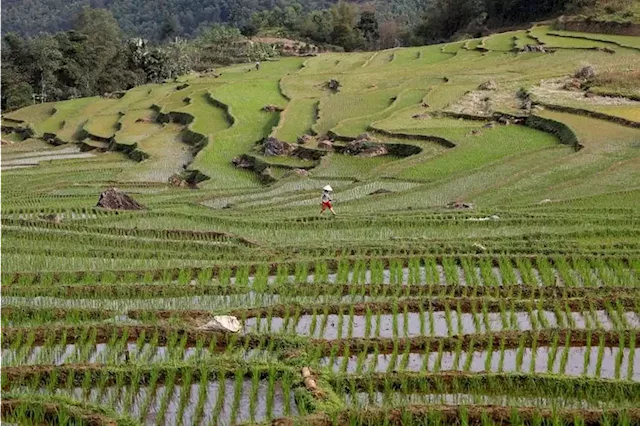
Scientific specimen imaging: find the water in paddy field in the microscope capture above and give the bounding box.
[243,310,639,339]
[322,347,640,381]
[229,264,629,287]
[25,379,297,425]
[344,392,613,410]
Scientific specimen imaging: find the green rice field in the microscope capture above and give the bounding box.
[1,23,639,425]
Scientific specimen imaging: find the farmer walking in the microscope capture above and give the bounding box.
[255,61,260,71]
[321,185,336,215]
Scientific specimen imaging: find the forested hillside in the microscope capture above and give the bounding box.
[1,0,423,40]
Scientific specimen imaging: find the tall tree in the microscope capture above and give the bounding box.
[357,10,380,50]
[160,15,183,42]
[73,8,122,95]
[330,1,363,51]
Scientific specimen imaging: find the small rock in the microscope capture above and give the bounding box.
[470,129,482,136]
[293,168,309,177]
[412,113,431,119]
[483,122,496,129]
[343,139,388,157]
[297,134,313,144]
[168,174,190,187]
[262,104,284,113]
[43,213,62,224]
[199,315,242,333]
[96,188,145,210]
[575,65,595,79]
[478,80,498,91]
[473,243,487,251]
[520,44,549,53]
[327,79,340,92]
[467,214,500,222]
[446,201,474,209]
[262,137,294,156]
[259,167,276,183]
[318,140,334,150]
[369,188,393,195]
[497,116,511,126]
[563,78,583,91]
[232,156,253,169]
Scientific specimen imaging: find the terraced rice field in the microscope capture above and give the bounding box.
[1,24,639,425]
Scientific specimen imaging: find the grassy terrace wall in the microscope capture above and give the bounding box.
[524,114,582,149]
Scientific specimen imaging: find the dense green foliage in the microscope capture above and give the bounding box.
[1,8,280,112]
[413,0,608,42]
[2,0,417,40]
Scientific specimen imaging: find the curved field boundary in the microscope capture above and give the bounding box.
[270,98,319,139]
[555,19,640,37]
[149,92,236,183]
[524,114,582,150]
[535,102,640,128]
[81,112,124,142]
[588,87,640,102]
[366,127,456,149]
[547,30,640,52]
[330,87,432,139]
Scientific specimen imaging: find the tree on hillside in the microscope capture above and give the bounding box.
[299,10,334,44]
[330,1,363,51]
[357,10,380,50]
[415,0,485,42]
[73,8,123,94]
[160,14,183,42]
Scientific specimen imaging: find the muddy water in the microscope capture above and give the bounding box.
[243,310,634,339]
[321,347,640,381]
[42,379,297,425]
[344,391,612,410]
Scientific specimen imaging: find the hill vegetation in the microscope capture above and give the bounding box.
[1,13,640,426]
[4,0,638,113]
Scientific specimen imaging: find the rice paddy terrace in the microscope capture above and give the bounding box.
[1,25,640,425]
